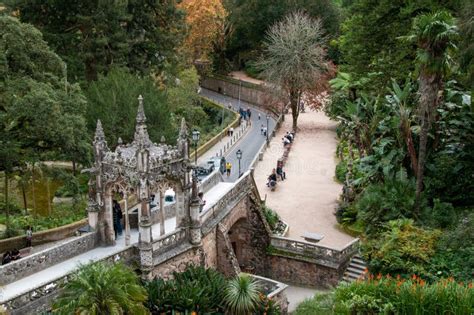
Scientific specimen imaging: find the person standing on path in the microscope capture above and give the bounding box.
[112,199,123,239]
[226,162,232,177]
[25,225,33,247]
[230,127,234,136]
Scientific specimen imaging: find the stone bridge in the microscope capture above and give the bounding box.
[0,95,359,314]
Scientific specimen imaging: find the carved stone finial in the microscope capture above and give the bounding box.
[161,135,166,143]
[94,120,105,141]
[133,94,152,147]
[179,117,188,139]
[136,95,146,123]
[117,137,123,145]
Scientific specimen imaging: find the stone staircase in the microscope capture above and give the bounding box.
[342,254,367,282]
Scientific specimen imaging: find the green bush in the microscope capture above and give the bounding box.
[262,206,280,231]
[356,174,419,235]
[361,219,441,277]
[428,212,474,282]
[145,265,226,314]
[421,198,457,229]
[297,277,474,315]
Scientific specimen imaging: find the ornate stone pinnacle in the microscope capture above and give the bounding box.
[161,136,166,143]
[136,95,146,123]
[133,95,152,147]
[95,119,105,141]
[179,117,188,139]
[117,137,123,145]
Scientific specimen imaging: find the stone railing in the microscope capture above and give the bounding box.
[0,232,97,286]
[199,169,224,194]
[200,171,251,227]
[152,228,188,255]
[0,219,88,254]
[0,246,136,314]
[270,236,360,269]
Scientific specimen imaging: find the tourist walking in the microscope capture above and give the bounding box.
[25,225,33,247]
[258,113,261,120]
[226,162,232,177]
[247,108,251,119]
[276,165,285,181]
[113,199,123,239]
[230,127,234,136]
[261,124,264,135]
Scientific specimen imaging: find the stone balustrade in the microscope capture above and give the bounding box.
[152,228,188,254]
[200,172,251,227]
[0,232,97,286]
[270,236,359,269]
[1,246,136,314]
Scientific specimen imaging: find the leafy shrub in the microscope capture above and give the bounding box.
[421,198,456,229]
[356,172,419,235]
[255,293,281,315]
[428,212,474,282]
[262,206,280,231]
[145,265,226,314]
[335,201,358,225]
[361,219,441,277]
[295,292,334,315]
[297,276,474,315]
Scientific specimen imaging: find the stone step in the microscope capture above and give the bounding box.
[346,266,365,275]
[349,261,366,271]
[352,257,366,265]
[344,270,361,280]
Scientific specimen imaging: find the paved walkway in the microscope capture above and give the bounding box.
[286,285,322,314]
[253,109,354,250]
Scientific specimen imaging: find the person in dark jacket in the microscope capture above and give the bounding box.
[113,199,123,239]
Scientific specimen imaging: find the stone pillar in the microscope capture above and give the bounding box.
[159,189,165,236]
[104,189,115,246]
[189,175,201,245]
[124,192,130,246]
[138,176,153,280]
[175,185,187,228]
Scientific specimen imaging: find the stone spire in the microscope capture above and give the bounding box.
[179,117,188,139]
[133,95,152,147]
[94,120,105,142]
[136,94,146,123]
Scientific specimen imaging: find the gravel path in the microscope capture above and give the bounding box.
[254,109,354,250]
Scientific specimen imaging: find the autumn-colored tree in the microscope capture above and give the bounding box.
[179,0,227,61]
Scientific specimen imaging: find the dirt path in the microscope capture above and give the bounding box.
[254,109,354,250]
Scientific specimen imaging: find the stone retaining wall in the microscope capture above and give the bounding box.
[0,219,88,254]
[266,254,346,288]
[0,231,97,286]
[202,76,267,107]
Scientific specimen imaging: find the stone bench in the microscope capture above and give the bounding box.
[301,232,325,243]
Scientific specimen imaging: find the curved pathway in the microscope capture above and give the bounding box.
[253,109,354,250]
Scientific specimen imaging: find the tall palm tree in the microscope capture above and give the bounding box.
[405,11,458,212]
[224,273,260,315]
[53,262,148,315]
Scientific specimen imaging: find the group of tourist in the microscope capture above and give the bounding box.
[282,131,294,147]
[2,249,21,265]
[267,131,294,190]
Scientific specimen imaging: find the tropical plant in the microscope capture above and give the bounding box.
[356,170,419,234]
[145,265,226,314]
[262,206,280,231]
[53,262,148,315]
[224,273,261,315]
[361,219,441,277]
[403,11,459,211]
[257,11,328,129]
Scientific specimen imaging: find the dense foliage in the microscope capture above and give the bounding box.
[296,276,474,315]
[53,262,148,315]
[145,266,280,314]
[10,0,186,82]
[223,0,341,70]
[329,0,473,283]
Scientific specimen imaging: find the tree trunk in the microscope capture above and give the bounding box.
[405,130,418,177]
[31,163,37,221]
[21,180,28,215]
[4,172,9,229]
[290,89,299,130]
[415,71,441,213]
